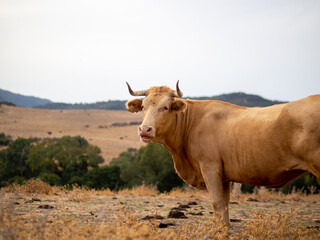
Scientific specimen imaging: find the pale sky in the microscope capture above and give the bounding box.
[0,0,319,103]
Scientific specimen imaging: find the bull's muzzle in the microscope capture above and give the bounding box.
[139,125,154,143]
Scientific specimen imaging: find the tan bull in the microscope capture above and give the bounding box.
[126,81,320,226]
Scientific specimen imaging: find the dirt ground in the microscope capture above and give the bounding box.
[1,182,320,239]
[0,105,144,163]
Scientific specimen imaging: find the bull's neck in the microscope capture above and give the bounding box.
[162,100,198,152]
[160,100,207,189]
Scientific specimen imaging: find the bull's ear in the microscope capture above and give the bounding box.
[171,99,187,112]
[126,99,143,113]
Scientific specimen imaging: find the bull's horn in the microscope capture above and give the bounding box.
[173,80,183,97]
[126,82,147,96]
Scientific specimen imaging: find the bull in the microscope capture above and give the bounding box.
[126,81,320,226]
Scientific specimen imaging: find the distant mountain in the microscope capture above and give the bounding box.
[36,92,286,110]
[36,100,127,110]
[192,92,285,107]
[0,89,52,107]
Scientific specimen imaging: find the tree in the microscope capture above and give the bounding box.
[27,140,59,177]
[0,137,33,185]
[27,136,104,186]
[84,166,122,190]
[110,143,183,192]
[0,132,11,146]
[110,148,142,188]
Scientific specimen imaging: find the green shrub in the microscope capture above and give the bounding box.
[111,143,183,192]
[40,173,61,186]
[0,132,11,146]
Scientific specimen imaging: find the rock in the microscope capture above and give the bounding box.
[230,219,242,222]
[168,210,188,219]
[157,203,164,207]
[142,215,164,220]
[188,201,198,205]
[188,212,203,216]
[178,204,191,209]
[38,205,54,209]
[230,201,239,204]
[159,222,175,228]
[247,198,259,202]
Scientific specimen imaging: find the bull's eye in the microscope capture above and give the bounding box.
[159,106,168,112]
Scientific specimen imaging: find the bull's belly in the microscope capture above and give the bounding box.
[227,169,305,188]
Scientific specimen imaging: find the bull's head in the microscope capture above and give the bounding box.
[126,81,187,143]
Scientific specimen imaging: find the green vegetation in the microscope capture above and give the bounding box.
[110,143,184,192]
[0,133,182,192]
[0,134,120,190]
[0,133,318,194]
[0,132,12,146]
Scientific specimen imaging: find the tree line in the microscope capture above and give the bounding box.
[0,133,318,193]
[0,134,120,190]
[0,133,183,192]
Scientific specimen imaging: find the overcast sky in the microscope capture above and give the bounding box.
[0,0,319,103]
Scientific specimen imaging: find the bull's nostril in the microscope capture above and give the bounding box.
[147,127,152,132]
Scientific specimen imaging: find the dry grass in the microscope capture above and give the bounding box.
[1,179,320,239]
[0,105,144,163]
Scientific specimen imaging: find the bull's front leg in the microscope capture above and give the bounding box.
[200,165,231,227]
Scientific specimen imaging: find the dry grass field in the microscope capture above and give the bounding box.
[1,179,320,239]
[0,105,144,163]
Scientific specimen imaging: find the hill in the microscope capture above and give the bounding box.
[36,92,286,110]
[0,88,52,107]
[36,100,127,110]
[192,92,285,107]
